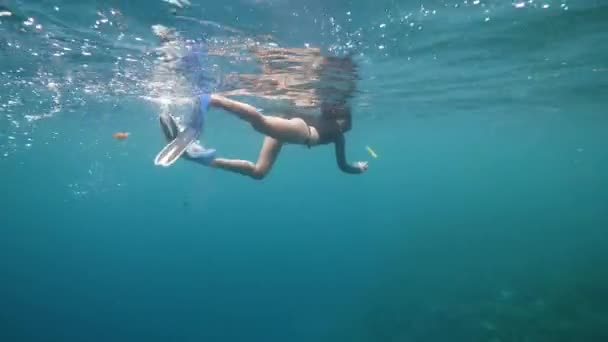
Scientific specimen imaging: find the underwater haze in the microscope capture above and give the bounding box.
[1,0,608,341]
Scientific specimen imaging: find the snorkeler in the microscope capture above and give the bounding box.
[157,92,368,179]
[151,25,367,179]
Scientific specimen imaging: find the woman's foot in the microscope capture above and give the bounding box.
[186,144,216,166]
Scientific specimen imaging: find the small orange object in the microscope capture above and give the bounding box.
[113,132,130,140]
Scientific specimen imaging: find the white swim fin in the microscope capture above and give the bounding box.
[154,94,211,167]
[154,126,199,167]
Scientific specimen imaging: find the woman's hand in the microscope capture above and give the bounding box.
[355,161,369,172]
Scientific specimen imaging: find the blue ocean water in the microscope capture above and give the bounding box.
[1,0,607,341]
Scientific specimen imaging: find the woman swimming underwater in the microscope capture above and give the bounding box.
[158,93,368,179]
[152,27,368,179]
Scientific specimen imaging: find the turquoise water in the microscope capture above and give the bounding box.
[2,0,608,341]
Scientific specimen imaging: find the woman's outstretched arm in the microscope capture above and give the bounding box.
[334,134,368,174]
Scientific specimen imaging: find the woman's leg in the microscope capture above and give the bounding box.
[211,136,282,180]
[210,94,317,145]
